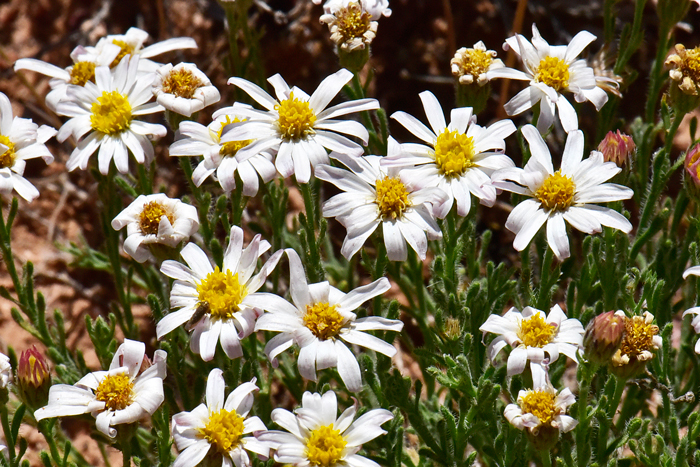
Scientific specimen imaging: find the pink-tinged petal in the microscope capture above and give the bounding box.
[507,347,528,375]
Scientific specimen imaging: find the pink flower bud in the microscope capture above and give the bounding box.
[17,346,51,408]
[597,130,635,166]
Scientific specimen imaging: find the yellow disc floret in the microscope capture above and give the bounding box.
[197,268,248,321]
[161,68,204,99]
[110,40,134,68]
[456,48,493,80]
[618,314,659,359]
[70,61,97,86]
[306,424,347,466]
[519,389,557,426]
[0,135,16,169]
[334,3,372,43]
[95,373,134,411]
[375,176,411,220]
[304,302,345,340]
[433,129,476,177]
[535,56,570,92]
[517,313,556,348]
[199,408,245,454]
[275,92,316,141]
[90,91,133,136]
[535,171,576,212]
[139,201,174,235]
[216,116,254,157]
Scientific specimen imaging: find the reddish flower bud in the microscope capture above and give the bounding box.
[685,143,700,186]
[597,130,635,167]
[583,310,625,366]
[17,346,51,408]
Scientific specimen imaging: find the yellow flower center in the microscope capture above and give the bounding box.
[334,3,372,43]
[161,68,204,99]
[519,389,557,425]
[275,92,317,141]
[94,373,134,411]
[110,39,134,68]
[535,56,570,92]
[680,46,700,85]
[90,91,133,136]
[0,135,16,169]
[216,116,253,157]
[70,61,96,86]
[458,48,493,79]
[618,315,659,359]
[306,424,348,466]
[139,201,174,235]
[375,176,411,220]
[304,302,345,340]
[433,129,476,178]
[517,313,556,348]
[199,408,245,455]
[197,268,248,321]
[535,171,576,212]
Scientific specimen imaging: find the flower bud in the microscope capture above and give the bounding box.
[17,346,51,409]
[583,310,625,365]
[597,131,635,166]
[684,143,700,201]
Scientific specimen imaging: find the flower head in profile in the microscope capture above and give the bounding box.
[111,193,199,263]
[259,390,393,467]
[0,92,56,202]
[14,43,121,111]
[87,27,197,73]
[55,55,166,175]
[34,339,166,438]
[610,311,662,378]
[171,369,270,467]
[598,130,635,167]
[169,109,276,196]
[154,63,220,117]
[504,371,577,450]
[158,226,283,361]
[487,24,608,133]
[219,68,379,183]
[492,125,633,260]
[253,249,403,391]
[479,304,584,377]
[320,0,378,52]
[316,150,447,261]
[666,44,700,96]
[387,90,516,217]
[451,41,505,86]
[683,266,700,354]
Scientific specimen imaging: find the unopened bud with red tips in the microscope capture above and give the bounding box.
[17,346,51,408]
[583,310,625,366]
[597,130,635,167]
[684,143,700,201]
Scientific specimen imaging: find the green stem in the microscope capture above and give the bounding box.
[644,22,672,123]
[37,420,62,466]
[540,450,553,467]
[0,405,15,466]
[0,199,24,305]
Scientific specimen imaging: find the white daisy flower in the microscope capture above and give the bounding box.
[492,124,633,261]
[87,27,198,73]
[450,41,505,86]
[320,0,379,52]
[171,369,270,467]
[0,352,11,389]
[479,304,584,376]
[487,24,608,133]
[55,55,166,175]
[34,339,166,438]
[258,390,393,467]
[158,226,283,362]
[153,63,221,117]
[169,109,276,196]
[315,149,448,261]
[252,249,403,392]
[0,92,56,202]
[684,265,700,353]
[504,374,577,436]
[111,193,199,263]
[610,311,662,374]
[14,43,121,111]
[386,90,516,217]
[217,68,379,183]
[317,0,391,18]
